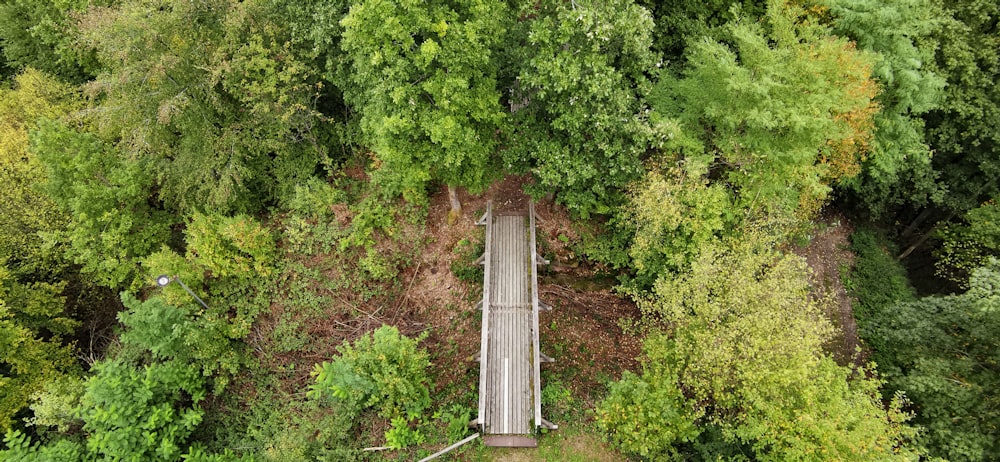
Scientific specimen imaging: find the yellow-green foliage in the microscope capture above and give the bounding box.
[598,236,919,460]
[0,68,77,270]
[627,168,733,285]
[186,213,277,279]
[653,0,878,221]
[0,265,78,432]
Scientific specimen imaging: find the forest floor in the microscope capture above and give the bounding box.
[243,174,638,458]
[793,213,866,368]
[408,176,640,459]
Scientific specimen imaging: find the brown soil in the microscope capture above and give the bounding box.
[537,284,641,403]
[792,213,866,368]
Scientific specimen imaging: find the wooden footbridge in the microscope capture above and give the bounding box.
[473,201,557,447]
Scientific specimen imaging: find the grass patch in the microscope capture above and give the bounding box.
[472,424,625,462]
[451,236,485,284]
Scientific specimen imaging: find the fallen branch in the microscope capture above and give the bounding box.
[418,433,480,462]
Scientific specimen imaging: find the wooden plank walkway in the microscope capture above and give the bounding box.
[475,201,555,447]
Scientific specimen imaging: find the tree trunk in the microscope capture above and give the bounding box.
[900,207,934,241]
[897,222,941,261]
[447,184,462,224]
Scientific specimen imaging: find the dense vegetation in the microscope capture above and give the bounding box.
[1,0,997,460]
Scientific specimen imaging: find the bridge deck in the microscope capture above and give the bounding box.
[477,202,547,446]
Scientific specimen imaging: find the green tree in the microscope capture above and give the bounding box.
[922,0,1000,215]
[934,199,1000,286]
[597,236,918,460]
[32,119,171,289]
[77,359,206,461]
[634,0,766,60]
[310,325,431,420]
[0,0,101,81]
[652,0,879,222]
[74,0,331,215]
[820,0,946,216]
[117,293,249,391]
[0,265,78,432]
[0,68,77,277]
[2,358,249,461]
[340,0,508,217]
[868,261,1000,461]
[503,0,657,217]
[309,325,431,448]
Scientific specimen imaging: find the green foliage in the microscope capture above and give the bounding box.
[337,195,397,251]
[230,389,361,462]
[3,362,248,461]
[384,416,425,449]
[0,430,88,461]
[626,168,733,286]
[0,265,79,433]
[118,293,247,390]
[309,326,431,448]
[539,376,578,423]
[33,119,172,289]
[821,0,946,215]
[181,445,254,462]
[504,0,657,217]
[78,359,205,461]
[599,236,919,460]
[450,237,484,284]
[846,228,917,346]
[340,0,508,202]
[635,0,766,59]
[922,0,1000,214]
[434,404,473,443]
[0,0,99,81]
[185,213,277,279]
[867,262,1000,461]
[653,0,879,221]
[75,0,331,216]
[282,178,347,220]
[934,200,1000,286]
[310,326,431,421]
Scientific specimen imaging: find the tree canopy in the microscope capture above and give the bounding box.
[340,0,508,204]
[1,0,998,459]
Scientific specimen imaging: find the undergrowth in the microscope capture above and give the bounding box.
[845,228,917,352]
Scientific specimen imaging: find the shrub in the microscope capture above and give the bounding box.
[310,326,431,420]
[847,228,916,351]
[186,213,277,279]
[308,326,431,448]
[78,359,206,461]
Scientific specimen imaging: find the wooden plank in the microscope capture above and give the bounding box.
[477,201,492,426]
[479,211,541,437]
[418,433,481,462]
[529,201,543,429]
[483,435,537,448]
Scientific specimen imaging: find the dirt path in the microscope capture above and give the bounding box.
[793,214,866,368]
